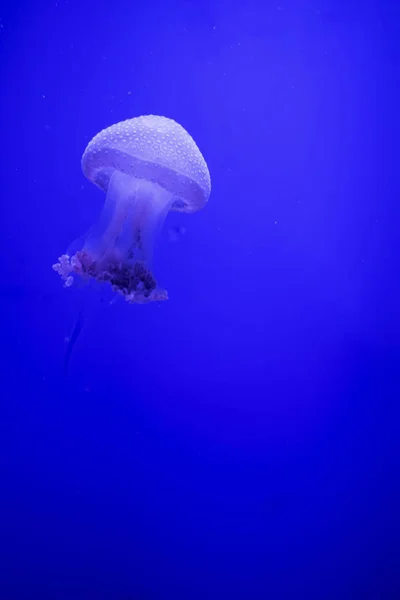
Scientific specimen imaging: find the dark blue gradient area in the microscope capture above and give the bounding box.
[0,0,398,598]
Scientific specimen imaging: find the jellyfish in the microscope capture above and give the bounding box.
[53,115,211,303]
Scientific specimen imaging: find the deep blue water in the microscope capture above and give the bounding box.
[0,0,399,598]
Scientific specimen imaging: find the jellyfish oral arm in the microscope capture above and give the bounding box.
[53,171,173,303]
[129,178,174,266]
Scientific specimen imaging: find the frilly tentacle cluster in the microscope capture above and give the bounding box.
[52,252,168,304]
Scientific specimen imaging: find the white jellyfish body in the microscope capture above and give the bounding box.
[53,115,211,303]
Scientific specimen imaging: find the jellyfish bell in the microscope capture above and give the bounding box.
[53,115,211,303]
